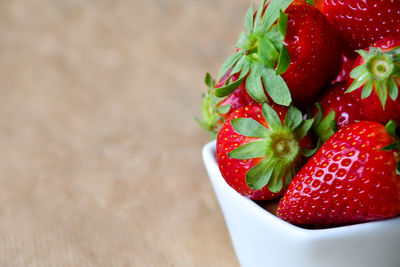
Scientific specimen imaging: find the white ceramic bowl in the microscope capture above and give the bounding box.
[202,140,400,267]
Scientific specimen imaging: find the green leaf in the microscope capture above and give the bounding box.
[257,36,279,68]
[356,49,372,60]
[294,118,314,140]
[376,80,388,109]
[214,76,245,97]
[313,109,337,144]
[284,106,302,130]
[201,93,215,127]
[231,118,269,138]
[284,168,294,189]
[397,162,400,176]
[261,68,292,106]
[246,62,268,103]
[239,60,251,79]
[268,172,283,193]
[236,32,249,49]
[195,117,209,131]
[228,140,268,160]
[245,159,273,190]
[262,103,282,130]
[349,64,365,80]
[218,52,243,80]
[204,73,215,90]
[385,120,399,138]
[361,80,373,99]
[304,0,314,4]
[381,141,400,151]
[244,5,254,33]
[260,0,295,35]
[278,10,288,37]
[276,45,290,75]
[265,25,284,50]
[230,55,246,76]
[216,104,231,115]
[346,72,369,93]
[301,146,318,157]
[314,102,323,127]
[388,77,399,101]
[253,0,267,32]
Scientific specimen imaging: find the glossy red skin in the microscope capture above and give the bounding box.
[216,82,256,120]
[215,69,256,120]
[315,0,400,58]
[277,121,400,227]
[332,55,354,84]
[318,81,362,129]
[348,37,400,124]
[216,104,313,200]
[282,0,342,107]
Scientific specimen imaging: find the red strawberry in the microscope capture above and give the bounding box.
[216,77,256,121]
[281,0,342,105]
[277,121,400,227]
[332,55,355,84]
[310,82,362,147]
[216,103,314,200]
[318,82,362,129]
[346,36,400,125]
[315,0,400,58]
[214,0,342,108]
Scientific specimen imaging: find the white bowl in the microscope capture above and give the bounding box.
[202,140,400,267]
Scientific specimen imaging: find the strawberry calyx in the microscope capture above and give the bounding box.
[196,73,230,139]
[312,102,337,145]
[228,103,314,192]
[381,120,400,175]
[346,46,400,109]
[214,0,295,107]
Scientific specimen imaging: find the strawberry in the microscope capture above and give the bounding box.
[318,82,362,129]
[310,82,362,147]
[277,121,400,227]
[216,103,314,200]
[214,0,342,107]
[332,55,355,84]
[314,0,400,58]
[346,37,400,125]
[216,77,256,121]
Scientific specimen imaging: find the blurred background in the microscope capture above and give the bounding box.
[0,0,254,265]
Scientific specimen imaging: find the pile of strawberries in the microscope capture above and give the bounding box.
[198,0,400,228]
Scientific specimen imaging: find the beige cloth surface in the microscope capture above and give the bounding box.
[0,0,256,266]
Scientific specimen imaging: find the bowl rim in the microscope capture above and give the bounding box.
[203,140,400,240]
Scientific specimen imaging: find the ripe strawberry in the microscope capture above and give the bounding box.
[277,121,400,227]
[214,0,342,108]
[346,37,400,125]
[281,0,342,105]
[332,55,355,84]
[314,0,400,58]
[216,103,314,200]
[318,82,362,129]
[216,77,256,121]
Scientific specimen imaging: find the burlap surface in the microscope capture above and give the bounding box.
[0,0,255,266]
